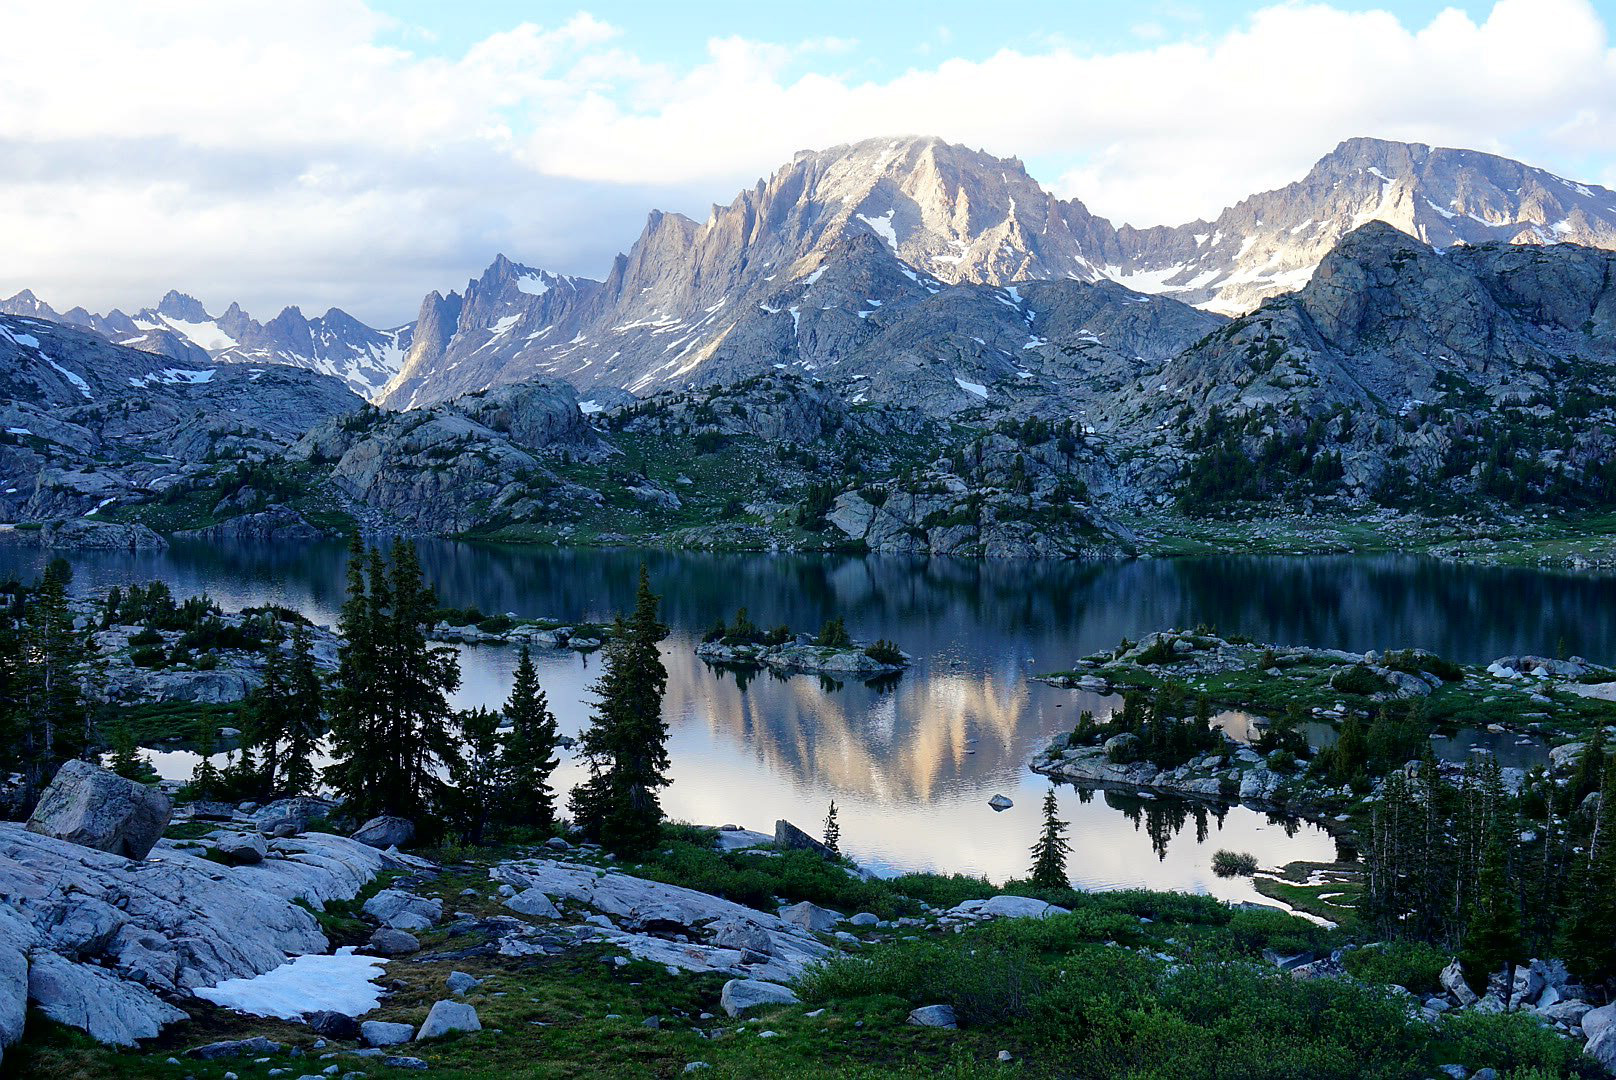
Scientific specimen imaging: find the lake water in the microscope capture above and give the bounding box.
[8,541,1612,905]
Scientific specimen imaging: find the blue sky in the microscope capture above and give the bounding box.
[371,1,1499,68]
[4,0,1615,323]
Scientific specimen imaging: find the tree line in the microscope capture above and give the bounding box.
[0,540,677,856]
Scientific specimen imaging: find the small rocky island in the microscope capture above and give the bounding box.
[695,611,910,677]
[1033,630,1616,816]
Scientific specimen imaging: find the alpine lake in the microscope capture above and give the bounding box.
[7,540,1613,908]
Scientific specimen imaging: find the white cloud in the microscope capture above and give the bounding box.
[1,0,1613,325]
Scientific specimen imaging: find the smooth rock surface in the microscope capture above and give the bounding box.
[26,759,172,859]
[415,1000,481,1040]
[720,979,800,1016]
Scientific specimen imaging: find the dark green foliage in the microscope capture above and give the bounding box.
[814,616,852,648]
[0,558,88,805]
[500,645,561,831]
[1331,663,1391,696]
[107,717,158,785]
[823,798,840,856]
[1028,788,1070,888]
[1342,941,1450,996]
[863,639,904,665]
[324,537,462,834]
[570,566,671,854]
[1093,685,1222,770]
[450,706,506,845]
[1211,849,1258,877]
[244,623,324,797]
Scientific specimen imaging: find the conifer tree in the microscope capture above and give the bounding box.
[245,634,289,793]
[190,714,222,798]
[1029,787,1071,888]
[108,717,158,784]
[18,559,84,798]
[326,539,461,830]
[280,624,324,795]
[1460,827,1525,1004]
[500,645,561,830]
[1559,764,1616,983]
[570,566,670,854]
[451,706,507,845]
[823,799,840,855]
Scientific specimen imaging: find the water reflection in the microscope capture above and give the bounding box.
[16,541,1604,899]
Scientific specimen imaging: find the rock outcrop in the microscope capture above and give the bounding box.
[0,823,397,1050]
[26,760,172,859]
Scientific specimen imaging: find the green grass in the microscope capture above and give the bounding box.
[3,830,1589,1080]
[98,701,245,746]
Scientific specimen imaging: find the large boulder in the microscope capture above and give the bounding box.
[719,978,799,1016]
[415,999,481,1040]
[26,759,171,859]
[503,889,561,919]
[368,928,421,957]
[360,1019,414,1047]
[774,819,836,860]
[1440,959,1478,1007]
[779,901,843,934]
[212,832,267,865]
[351,815,415,850]
[251,796,336,835]
[1585,1003,1616,1042]
[907,1004,958,1029]
[1587,1027,1616,1073]
[363,890,441,931]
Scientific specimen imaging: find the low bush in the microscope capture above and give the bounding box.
[1341,940,1450,996]
[1331,664,1391,696]
[864,639,904,665]
[1212,849,1259,877]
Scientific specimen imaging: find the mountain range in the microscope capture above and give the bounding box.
[8,136,1616,413]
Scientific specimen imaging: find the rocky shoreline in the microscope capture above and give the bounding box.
[694,638,909,677]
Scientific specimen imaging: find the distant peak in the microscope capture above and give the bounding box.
[156,289,211,323]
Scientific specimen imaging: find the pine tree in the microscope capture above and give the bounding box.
[190,714,222,798]
[280,624,324,795]
[1559,765,1616,984]
[823,799,840,855]
[245,633,289,794]
[451,706,507,845]
[1029,787,1071,888]
[569,566,670,854]
[108,716,158,784]
[500,645,561,831]
[1460,826,1525,1005]
[17,558,85,799]
[326,539,461,831]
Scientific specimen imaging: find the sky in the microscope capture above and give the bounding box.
[3,0,1616,327]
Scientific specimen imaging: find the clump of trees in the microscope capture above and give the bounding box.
[1078,685,1224,770]
[1363,743,1616,996]
[702,608,790,647]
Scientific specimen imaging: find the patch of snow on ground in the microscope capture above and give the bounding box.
[1424,198,1458,221]
[196,947,388,1020]
[802,266,826,286]
[1101,264,1187,295]
[856,210,899,250]
[516,273,551,297]
[954,376,988,398]
[578,400,603,415]
[159,316,238,352]
[45,358,93,398]
[5,428,29,436]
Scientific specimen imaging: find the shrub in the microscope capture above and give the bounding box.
[128,627,163,647]
[1212,850,1259,877]
[1331,664,1391,696]
[1342,941,1449,996]
[815,617,852,648]
[476,615,514,634]
[130,646,167,668]
[864,639,904,666]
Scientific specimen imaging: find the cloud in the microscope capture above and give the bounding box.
[1,0,1613,325]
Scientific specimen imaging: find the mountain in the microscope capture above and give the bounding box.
[0,289,409,400]
[0,313,362,525]
[1095,136,1616,315]
[380,135,1616,410]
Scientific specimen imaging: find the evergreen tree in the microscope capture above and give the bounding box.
[499,645,561,830]
[1460,827,1525,1005]
[244,634,289,794]
[1029,787,1071,888]
[823,799,841,855]
[569,566,670,854]
[189,714,222,798]
[17,559,85,798]
[451,706,507,845]
[326,539,461,831]
[280,624,324,795]
[108,716,158,784]
[1559,765,1616,984]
